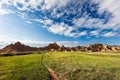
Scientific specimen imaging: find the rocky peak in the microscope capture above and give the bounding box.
[1,42,38,53]
[14,41,22,46]
[58,45,66,51]
[47,42,60,50]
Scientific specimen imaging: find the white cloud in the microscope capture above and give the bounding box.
[73,17,87,27]
[41,0,57,10]
[0,0,13,15]
[26,21,31,24]
[68,31,87,38]
[64,27,74,37]
[78,31,87,36]
[0,9,12,15]
[103,32,117,37]
[92,0,120,30]
[42,0,69,10]
[73,16,109,30]
[47,22,88,37]
[71,0,120,37]
[48,22,67,34]
[44,19,53,25]
[0,0,69,11]
[10,0,43,11]
[90,30,99,36]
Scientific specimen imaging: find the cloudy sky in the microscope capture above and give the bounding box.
[0,0,120,48]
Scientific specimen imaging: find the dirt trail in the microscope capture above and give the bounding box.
[44,64,67,80]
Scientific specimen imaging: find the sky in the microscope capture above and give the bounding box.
[0,0,120,48]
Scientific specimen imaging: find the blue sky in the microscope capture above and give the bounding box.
[0,0,120,48]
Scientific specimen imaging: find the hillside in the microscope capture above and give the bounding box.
[0,42,38,53]
[0,42,120,54]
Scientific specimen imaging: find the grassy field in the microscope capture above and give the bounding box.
[0,52,120,80]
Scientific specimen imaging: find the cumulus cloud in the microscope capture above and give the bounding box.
[48,23,67,35]
[0,0,120,38]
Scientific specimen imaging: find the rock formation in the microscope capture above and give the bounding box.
[44,42,60,51]
[0,42,120,54]
[0,42,38,53]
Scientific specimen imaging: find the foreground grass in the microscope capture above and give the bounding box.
[0,52,120,80]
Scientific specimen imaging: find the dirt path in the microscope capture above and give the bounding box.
[44,64,58,80]
[44,64,67,80]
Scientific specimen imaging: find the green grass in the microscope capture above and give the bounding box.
[0,52,120,80]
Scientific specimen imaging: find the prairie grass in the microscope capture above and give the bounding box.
[0,52,120,80]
